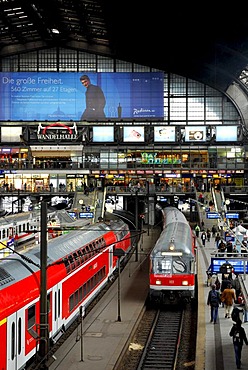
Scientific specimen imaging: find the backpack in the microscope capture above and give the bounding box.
[233,328,242,344]
[210,290,219,306]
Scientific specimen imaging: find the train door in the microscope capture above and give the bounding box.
[52,282,63,336]
[7,308,25,370]
[109,245,115,274]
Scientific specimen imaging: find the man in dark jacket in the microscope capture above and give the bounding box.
[229,319,248,369]
[207,284,221,324]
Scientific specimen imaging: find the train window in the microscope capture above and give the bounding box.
[58,289,61,318]
[11,322,15,360]
[85,245,90,258]
[28,304,36,329]
[2,229,6,238]
[54,291,57,321]
[63,257,70,273]
[78,249,83,263]
[18,317,22,355]
[74,291,79,306]
[73,252,79,266]
[81,248,87,262]
[19,225,21,233]
[83,283,87,297]
[69,295,74,312]
[172,258,187,273]
[47,293,51,313]
[79,286,83,301]
[68,255,75,269]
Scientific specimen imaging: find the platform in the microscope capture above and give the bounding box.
[197,232,248,370]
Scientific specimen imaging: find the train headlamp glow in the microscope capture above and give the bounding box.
[169,242,175,251]
[161,252,182,256]
[182,280,189,286]
[155,280,162,285]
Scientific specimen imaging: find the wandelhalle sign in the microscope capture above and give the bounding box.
[37,122,78,142]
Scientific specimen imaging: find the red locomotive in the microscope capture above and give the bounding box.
[0,218,131,370]
[149,206,196,304]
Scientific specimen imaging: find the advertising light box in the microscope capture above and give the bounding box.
[0,72,164,121]
[154,126,176,142]
[215,126,237,141]
[185,126,206,142]
[93,126,114,142]
[123,126,145,142]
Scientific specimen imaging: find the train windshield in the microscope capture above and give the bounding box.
[152,255,191,275]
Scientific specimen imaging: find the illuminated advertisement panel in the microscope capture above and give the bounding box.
[215,126,237,141]
[0,72,164,121]
[123,126,145,142]
[154,126,175,142]
[93,126,114,142]
[185,126,206,142]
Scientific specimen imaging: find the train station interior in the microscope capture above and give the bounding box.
[1,2,248,370]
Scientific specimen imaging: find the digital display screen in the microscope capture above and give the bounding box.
[79,212,94,218]
[211,258,247,273]
[93,126,114,142]
[123,126,145,142]
[0,72,164,121]
[154,126,175,142]
[185,126,206,142]
[215,126,237,141]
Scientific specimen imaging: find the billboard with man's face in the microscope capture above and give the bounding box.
[0,72,164,121]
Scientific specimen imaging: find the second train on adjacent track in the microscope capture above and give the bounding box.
[0,218,132,370]
[149,206,197,304]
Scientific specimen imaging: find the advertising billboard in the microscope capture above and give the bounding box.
[215,126,237,141]
[185,126,206,142]
[123,126,145,142]
[93,126,114,142]
[154,126,176,142]
[0,72,164,121]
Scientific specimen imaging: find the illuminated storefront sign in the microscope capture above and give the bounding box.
[37,122,78,141]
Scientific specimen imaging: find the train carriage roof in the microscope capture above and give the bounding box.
[151,206,194,257]
[0,219,125,289]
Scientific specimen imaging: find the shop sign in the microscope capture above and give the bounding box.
[37,122,78,141]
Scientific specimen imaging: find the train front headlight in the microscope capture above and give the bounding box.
[155,280,162,285]
[182,280,189,286]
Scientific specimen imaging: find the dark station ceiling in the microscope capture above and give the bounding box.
[1,0,248,93]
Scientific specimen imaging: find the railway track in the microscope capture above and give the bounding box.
[116,303,197,370]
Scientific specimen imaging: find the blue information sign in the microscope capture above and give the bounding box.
[79,212,94,218]
[207,212,221,219]
[211,258,247,273]
[225,212,239,219]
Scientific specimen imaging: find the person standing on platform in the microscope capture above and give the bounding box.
[207,284,221,324]
[229,318,248,369]
[221,283,236,318]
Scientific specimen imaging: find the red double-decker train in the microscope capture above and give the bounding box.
[0,218,131,370]
[149,206,196,304]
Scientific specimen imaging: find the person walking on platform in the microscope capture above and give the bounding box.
[206,228,211,242]
[207,284,221,324]
[221,283,236,318]
[201,230,207,247]
[215,232,221,248]
[212,224,217,238]
[229,318,248,369]
[194,224,200,237]
[232,274,241,303]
